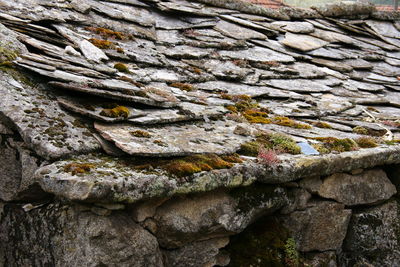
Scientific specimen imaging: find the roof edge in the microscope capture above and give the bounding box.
[191,0,400,20]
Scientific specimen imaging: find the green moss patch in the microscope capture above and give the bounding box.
[239,132,301,156]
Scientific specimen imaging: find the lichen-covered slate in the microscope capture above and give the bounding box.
[1,0,400,202]
[94,120,252,156]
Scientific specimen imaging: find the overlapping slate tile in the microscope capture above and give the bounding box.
[94,120,252,156]
[281,32,329,52]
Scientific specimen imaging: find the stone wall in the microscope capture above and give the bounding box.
[1,148,400,267]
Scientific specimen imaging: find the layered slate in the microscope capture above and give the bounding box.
[1,0,400,202]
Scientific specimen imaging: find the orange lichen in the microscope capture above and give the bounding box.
[89,38,115,49]
[272,117,312,129]
[131,130,151,138]
[170,82,195,91]
[63,163,95,175]
[85,27,127,40]
[312,121,332,129]
[191,67,202,74]
[232,59,249,67]
[100,105,130,118]
[116,47,125,53]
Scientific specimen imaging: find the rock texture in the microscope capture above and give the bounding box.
[150,185,287,248]
[280,201,352,252]
[0,0,400,266]
[0,202,163,267]
[318,169,397,206]
[341,200,400,266]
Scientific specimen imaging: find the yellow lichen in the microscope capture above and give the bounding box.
[353,126,369,135]
[63,163,95,175]
[100,105,130,118]
[89,38,115,49]
[170,82,195,92]
[243,109,271,124]
[272,116,312,129]
[131,130,151,138]
[114,63,130,73]
[312,121,332,129]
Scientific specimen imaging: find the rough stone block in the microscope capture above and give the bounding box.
[0,137,43,201]
[152,185,288,248]
[318,169,397,206]
[0,202,163,267]
[340,200,400,266]
[280,201,351,252]
[163,237,229,267]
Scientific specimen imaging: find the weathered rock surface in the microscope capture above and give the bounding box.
[280,201,351,252]
[0,202,164,267]
[318,169,397,206]
[163,237,230,267]
[304,251,337,267]
[341,200,400,266]
[95,120,252,156]
[151,185,287,248]
[0,137,43,201]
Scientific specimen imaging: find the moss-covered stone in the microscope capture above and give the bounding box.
[239,132,301,156]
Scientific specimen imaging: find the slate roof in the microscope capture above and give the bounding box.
[1,0,400,203]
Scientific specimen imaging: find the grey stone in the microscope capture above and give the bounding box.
[270,21,315,33]
[299,176,322,194]
[266,79,332,93]
[94,120,252,157]
[79,39,109,63]
[304,251,337,267]
[0,202,163,266]
[219,46,295,63]
[280,201,351,252]
[152,186,287,248]
[281,32,329,52]
[312,1,375,17]
[311,58,353,72]
[163,237,229,267]
[132,198,168,222]
[341,201,400,266]
[0,73,101,160]
[0,138,44,201]
[280,188,312,214]
[318,169,396,206]
[34,153,256,203]
[214,19,267,40]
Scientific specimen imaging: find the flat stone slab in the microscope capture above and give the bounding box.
[266,79,332,93]
[219,46,295,63]
[34,154,256,203]
[0,73,100,160]
[94,120,252,156]
[281,32,329,52]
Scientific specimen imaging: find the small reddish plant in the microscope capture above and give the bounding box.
[257,147,281,166]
